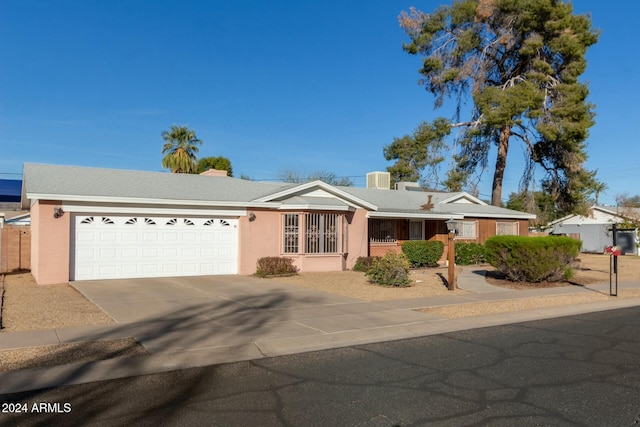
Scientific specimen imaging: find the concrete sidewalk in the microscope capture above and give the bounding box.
[1,269,639,394]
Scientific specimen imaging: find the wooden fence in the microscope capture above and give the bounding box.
[0,226,30,272]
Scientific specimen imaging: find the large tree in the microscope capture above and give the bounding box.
[196,156,233,176]
[384,118,450,187]
[398,0,599,213]
[161,125,202,173]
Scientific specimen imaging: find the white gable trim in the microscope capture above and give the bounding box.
[253,180,378,210]
[439,192,486,205]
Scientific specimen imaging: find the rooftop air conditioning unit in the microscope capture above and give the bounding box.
[366,171,391,190]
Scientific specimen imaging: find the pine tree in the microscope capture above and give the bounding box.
[398,0,599,214]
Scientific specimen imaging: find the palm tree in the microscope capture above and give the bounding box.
[161,125,203,173]
[591,181,608,206]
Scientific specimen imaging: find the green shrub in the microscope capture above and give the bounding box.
[353,256,380,272]
[255,257,299,277]
[484,236,581,283]
[366,252,411,287]
[455,242,487,265]
[401,240,444,268]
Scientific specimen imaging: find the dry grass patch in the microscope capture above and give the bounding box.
[270,267,467,301]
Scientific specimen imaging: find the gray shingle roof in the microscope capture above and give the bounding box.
[23,163,288,203]
[22,163,534,219]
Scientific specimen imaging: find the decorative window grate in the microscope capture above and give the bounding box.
[458,221,477,239]
[368,219,396,243]
[101,217,114,224]
[204,219,215,226]
[305,213,338,254]
[166,218,177,225]
[409,220,424,240]
[80,217,94,224]
[283,214,299,253]
[125,218,137,225]
[496,221,519,236]
[220,220,230,226]
[184,219,195,226]
[145,218,156,225]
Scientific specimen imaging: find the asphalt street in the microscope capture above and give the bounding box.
[2,307,639,426]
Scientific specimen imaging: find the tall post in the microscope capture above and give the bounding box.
[448,231,456,290]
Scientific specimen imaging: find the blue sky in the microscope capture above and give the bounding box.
[1,1,637,206]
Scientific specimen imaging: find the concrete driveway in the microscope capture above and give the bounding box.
[71,275,431,354]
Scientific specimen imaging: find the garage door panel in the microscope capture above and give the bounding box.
[73,215,238,280]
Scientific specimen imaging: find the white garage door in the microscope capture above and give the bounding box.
[73,215,238,281]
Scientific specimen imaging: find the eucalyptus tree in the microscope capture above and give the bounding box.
[161,125,202,173]
[398,0,599,214]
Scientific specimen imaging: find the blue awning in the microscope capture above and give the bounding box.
[0,179,22,202]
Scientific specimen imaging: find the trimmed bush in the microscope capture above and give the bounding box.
[353,256,380,272]
[485,235,581,283]
[366,252,411,287]
[401,240,444,268]
[255,257,299,277]
[455,242,487,265]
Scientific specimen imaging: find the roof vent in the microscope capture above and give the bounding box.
[366,171,390,190]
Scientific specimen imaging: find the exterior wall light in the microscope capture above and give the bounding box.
[53,206,65,219]
[249,212,256,222]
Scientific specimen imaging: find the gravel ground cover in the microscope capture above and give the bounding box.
[0,338,148,372]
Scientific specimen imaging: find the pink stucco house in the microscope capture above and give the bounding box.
[22,163,534,285]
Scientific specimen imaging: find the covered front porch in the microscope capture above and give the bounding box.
[367,214,465,259]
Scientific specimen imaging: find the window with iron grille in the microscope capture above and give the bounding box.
[283,214,299,253]
[409,220,424,240]
[368,219,397,242]
[458,221,477,239]
[305,213,339,253]
[496,221,519,236]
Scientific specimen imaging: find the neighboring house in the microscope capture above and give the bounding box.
[22,163,535,285]
[549,206,639,255]
[3,212,30,226]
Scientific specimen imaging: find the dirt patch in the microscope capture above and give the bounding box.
[0,338,149,372]
[0,273,114,332]
[270,267,467,301]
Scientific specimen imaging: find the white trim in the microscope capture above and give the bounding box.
[253,180,378,210]
[368,212,464,219]
[27,193,279,209]
[62,204,247,217]
[457,212,535,219]
[439,192,487,205]
[277,204,353,212]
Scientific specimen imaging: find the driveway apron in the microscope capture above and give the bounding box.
[71,276,425,354]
